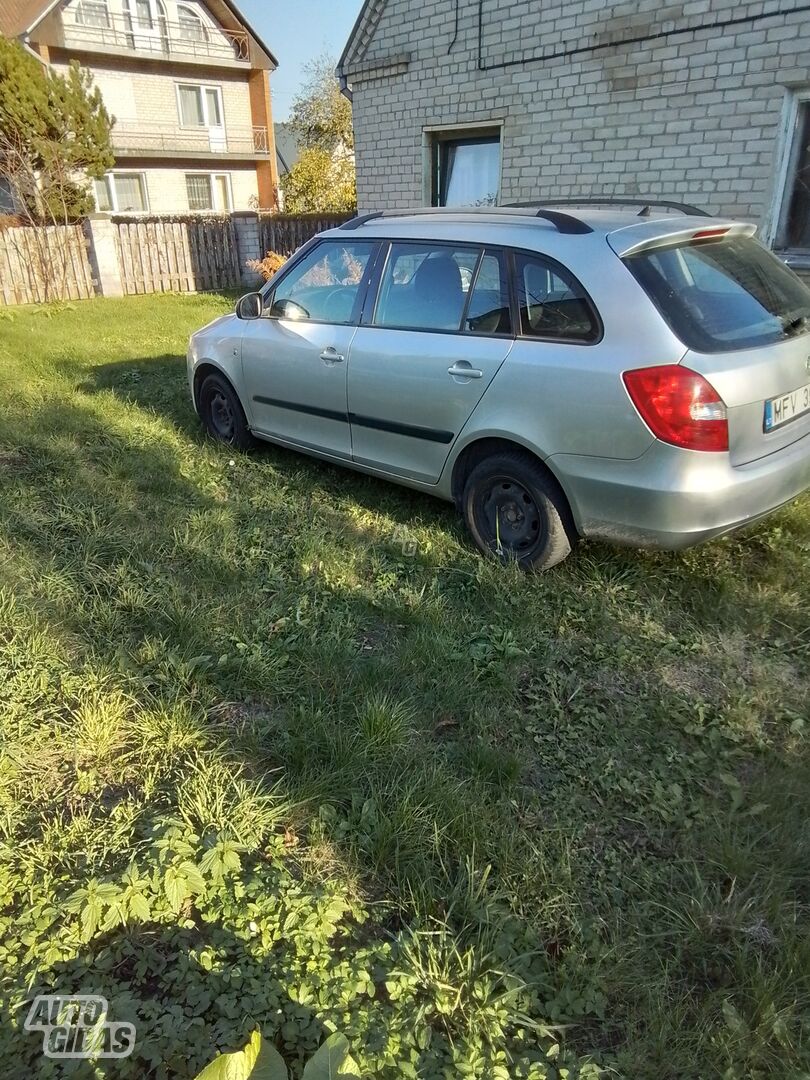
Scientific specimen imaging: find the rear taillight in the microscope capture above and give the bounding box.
[623,365,729,452]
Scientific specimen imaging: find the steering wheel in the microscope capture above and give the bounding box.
[321,287,350,321]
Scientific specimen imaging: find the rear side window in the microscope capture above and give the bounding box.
[514,252,599,342]
[624,236,810,353]
[373,243,481,332]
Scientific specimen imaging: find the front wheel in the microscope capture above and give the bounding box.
[198,373,254,451]
[461,450,576,571]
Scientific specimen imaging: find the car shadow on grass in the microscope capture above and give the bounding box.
[7,359,810,1075]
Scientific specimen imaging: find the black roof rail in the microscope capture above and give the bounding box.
[339,205,593,235]
[506,197,711,218]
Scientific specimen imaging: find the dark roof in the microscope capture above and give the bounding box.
[274,122,301,175]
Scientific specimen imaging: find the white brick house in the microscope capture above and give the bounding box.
[1,0,280,213]
[337,0,810,269]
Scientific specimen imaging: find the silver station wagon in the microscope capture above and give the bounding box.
[187,201,810,570]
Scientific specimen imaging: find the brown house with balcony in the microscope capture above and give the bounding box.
[0,0,279,213]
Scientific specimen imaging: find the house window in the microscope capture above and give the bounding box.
[0,177,14,212]
[74,0,110,27]
[431,130,501,207]
[177,84,222,128]
[185,173,232,211]
[135,0,152,27]
[93,173,148,213]
[779,100,810,251]
[177,4,207,42]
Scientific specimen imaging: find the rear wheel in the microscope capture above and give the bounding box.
[198,373,254,451]
[461,450,576,571]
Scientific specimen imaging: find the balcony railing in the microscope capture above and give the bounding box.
[112,123,270,156]
[60,11,250,63]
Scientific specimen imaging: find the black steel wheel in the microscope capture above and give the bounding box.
[198,373,254,451]
[462,450,576,571]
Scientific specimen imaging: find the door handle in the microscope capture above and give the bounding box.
[448,362,483,379]
[320,347,345,364]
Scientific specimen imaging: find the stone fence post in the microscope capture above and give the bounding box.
[83,215,124,298]
[231,211,263,288]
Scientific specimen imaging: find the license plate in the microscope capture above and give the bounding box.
[764,382,810,432]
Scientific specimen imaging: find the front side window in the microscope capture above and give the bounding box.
[432,132,500,207]
[177,84,222,127]
[374,243,482,332]
[93,173,148,212]
[625,236,810,352]
[267,241,376,324]
[185,173,231,211]
[514,252,599,343]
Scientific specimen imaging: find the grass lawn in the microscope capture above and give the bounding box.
[1,292,809,1079]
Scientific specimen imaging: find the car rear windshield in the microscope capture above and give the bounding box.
[624,236,810,353]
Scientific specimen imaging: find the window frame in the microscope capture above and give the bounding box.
[770,89,810,259]
[175,82,224,129]
[426,125,503,208]
[177,3,208,41]
[74,0,110,26]
[93,172,149,213]
[262,239,382,327]
[184,171,232,212]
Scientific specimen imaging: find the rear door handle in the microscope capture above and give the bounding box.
[448,362,483,379]
[320,347,345,364]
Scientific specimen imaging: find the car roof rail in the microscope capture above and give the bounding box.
[505,197,712,218]
[339,205,594,235]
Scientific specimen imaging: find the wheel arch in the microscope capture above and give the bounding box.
[449,436,580,534]
[193,361,241,414]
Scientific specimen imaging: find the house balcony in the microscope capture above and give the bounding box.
[54,11,251,67]
[112,123,270,159]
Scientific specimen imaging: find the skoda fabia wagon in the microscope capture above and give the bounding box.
[187,201,810,570]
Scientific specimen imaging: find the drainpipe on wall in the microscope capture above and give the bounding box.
[338,74,353,103]
[20,35,48,65]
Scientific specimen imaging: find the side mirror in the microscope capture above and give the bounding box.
[236,292,262,320]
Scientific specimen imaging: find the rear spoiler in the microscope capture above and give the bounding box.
[607,219,757,259]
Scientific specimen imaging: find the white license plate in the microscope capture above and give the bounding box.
[764,382,810,432]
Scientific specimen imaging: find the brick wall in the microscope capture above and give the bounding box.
[344,0,810,230]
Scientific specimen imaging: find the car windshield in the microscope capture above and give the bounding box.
[624,236,810,353]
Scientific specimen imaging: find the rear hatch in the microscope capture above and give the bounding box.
[611,224,810,465]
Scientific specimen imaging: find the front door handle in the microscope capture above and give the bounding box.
[448,362,483,379]
[320,347,345,364]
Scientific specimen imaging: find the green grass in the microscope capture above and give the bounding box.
[1,293,809,1079]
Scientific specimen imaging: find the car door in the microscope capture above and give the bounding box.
[241,239,379,461]
[346,242,515,484]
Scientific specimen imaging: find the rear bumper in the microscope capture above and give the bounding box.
[550,432,810,550]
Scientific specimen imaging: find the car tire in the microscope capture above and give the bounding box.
[461,450,576,571]
[198,373,254,451]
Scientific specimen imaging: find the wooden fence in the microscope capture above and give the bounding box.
[0,212,357,305]
[113,216,241,294]
[259,213,352,257]
[0,224,94,306]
